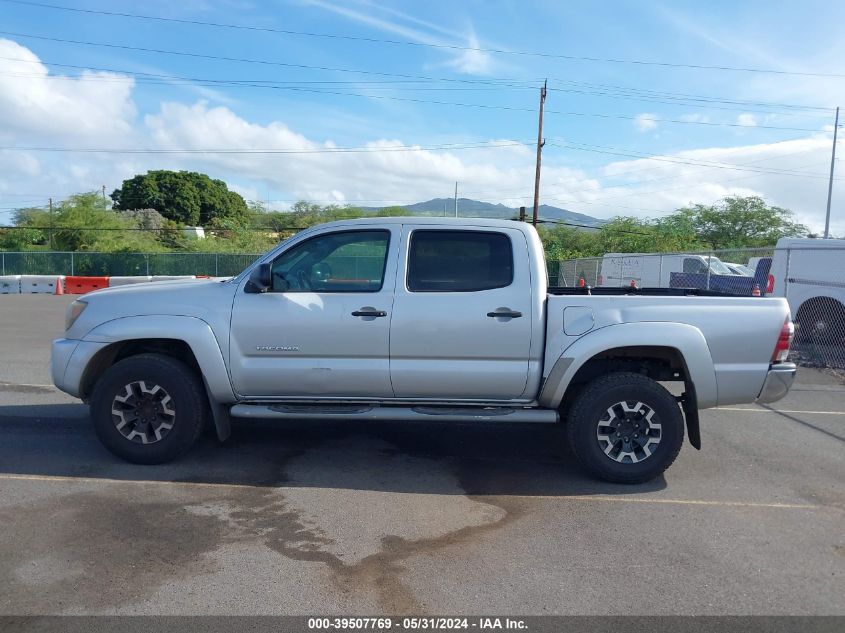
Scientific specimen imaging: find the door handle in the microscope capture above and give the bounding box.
[487,309,523,318]
[352,309,388,318]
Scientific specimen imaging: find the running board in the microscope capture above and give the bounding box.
[229,403,559,424]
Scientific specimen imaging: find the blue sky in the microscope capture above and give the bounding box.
[0,0,843,232]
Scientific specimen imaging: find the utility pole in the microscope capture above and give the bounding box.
[532,79,547,226]
[824,106,839,239]
[48,197,53,250]
[454,181,458,218]
[519,206,526,222]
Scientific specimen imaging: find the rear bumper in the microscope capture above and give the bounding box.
[756,363,797,404]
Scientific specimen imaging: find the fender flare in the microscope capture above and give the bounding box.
[538,322,718,411]
[83,315,236,406]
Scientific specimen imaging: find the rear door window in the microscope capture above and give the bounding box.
[407,230,513,292]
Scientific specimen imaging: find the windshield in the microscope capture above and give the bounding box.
[706,256,732,275]
[729,264,753,275]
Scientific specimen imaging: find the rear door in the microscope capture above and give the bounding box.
[389,226,533,400]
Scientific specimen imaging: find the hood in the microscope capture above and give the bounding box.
[67,278,240,340]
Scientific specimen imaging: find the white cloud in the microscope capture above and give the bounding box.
[442,30,494,75]
[564,134,839,232]
[736,113,758,127]
[305,0,495,75]
[143,101,591,207]
[0,38,136,144]
[634,113,658,132]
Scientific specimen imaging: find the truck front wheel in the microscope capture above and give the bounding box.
[90,353,207,464]
[566,372,684,484]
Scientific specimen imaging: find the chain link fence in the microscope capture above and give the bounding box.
[0,251,262,277]
[556,245,845,370]
[3,244,843,369]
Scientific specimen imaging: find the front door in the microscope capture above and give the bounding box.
[389,226,533,400]
[230,228,397,398]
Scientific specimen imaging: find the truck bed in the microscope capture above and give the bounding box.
[548,286,732,297]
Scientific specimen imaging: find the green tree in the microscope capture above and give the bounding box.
[674,196,808,249]
[0,207,50,250]
[375,206,410,217]
[1,192,163,253]
[111,170,248,226]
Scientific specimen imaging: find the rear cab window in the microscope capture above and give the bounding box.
[407,230,513,292]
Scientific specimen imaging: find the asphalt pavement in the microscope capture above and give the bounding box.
[0,295,843,615]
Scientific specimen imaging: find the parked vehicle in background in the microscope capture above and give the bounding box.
[767,238,845,344]
[51,218,796,484]
[598,252,771,295]
[598,253,732,287]
[724,262,753,276]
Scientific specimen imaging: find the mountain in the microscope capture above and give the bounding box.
[360,198,605,228]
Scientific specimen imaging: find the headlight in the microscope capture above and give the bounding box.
[65,299,88,331]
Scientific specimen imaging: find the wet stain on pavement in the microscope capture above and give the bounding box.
[0,491,230,613]
[0,427,544,614]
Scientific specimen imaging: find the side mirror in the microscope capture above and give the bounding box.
[245,263,272,293]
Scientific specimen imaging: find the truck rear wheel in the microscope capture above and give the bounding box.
[566,372,684,484]
[90,353,207,464]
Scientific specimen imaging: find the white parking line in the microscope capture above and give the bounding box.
[0,473,825,510]
[715,407,845,415]
[0,381,58,389]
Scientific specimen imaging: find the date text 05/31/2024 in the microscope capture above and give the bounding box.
[307,617,528,630]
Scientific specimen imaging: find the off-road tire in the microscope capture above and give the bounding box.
[566,372,685,484]
[91,353,206,464]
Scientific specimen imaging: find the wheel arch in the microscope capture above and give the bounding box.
[79,316,235,436]
[794,294,845,324]
[80,338,200,401]
[538,322,716,448]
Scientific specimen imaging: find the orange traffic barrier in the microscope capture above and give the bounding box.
[64,276,109,294]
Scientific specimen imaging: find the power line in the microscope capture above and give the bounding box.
[0,140,534,154]
[537,218,657,236]
[0,33,832,131]
[1,69,828,119]
[547,141,843,180]
[0,225,308,232]
[0,56,536,86]
[454,139,821,198]
[1,55,832,114]
[547,80,833,113]
[4,0,844,78]
[545,159,832,209]
[5,138,833,180]
[0,32,833,131]
[0,30,538,86]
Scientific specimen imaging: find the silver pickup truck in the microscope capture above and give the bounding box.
[51,218,796,483]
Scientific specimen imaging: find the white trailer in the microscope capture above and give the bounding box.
[599,253,732,287]
[768,238,845,343]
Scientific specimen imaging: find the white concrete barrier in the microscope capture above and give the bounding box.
[19,275,63,294]
[150,275,196,282]
[0,275,21,294]
[108,276,152,287]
